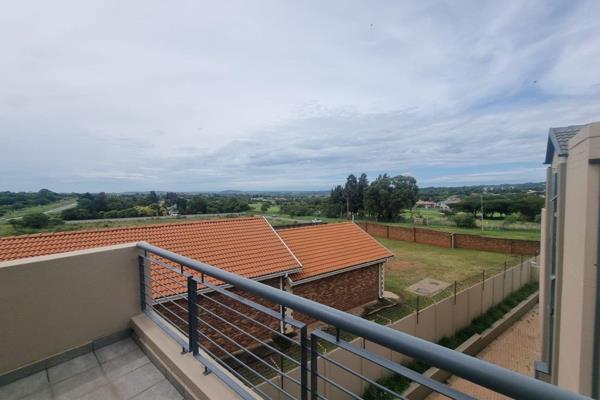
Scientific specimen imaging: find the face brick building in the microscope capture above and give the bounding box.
[0,217,393,351]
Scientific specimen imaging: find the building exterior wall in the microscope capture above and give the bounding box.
[539,122,600,397]
[0,244,140,375]
[161,278,282,355]
[291,264,381,324]
[161,265,382,352]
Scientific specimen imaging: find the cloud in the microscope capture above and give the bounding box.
[1,0,599,191]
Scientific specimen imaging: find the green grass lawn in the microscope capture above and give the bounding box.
[248,202,281,214]
[379,238,519,298]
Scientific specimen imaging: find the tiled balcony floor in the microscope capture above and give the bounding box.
[0,338,182,400]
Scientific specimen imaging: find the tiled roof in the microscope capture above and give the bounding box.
[0,217,301,281]
[545,125,584,164]
[278,222,393,282]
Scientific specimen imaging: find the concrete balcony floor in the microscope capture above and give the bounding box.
[0,338,182,400]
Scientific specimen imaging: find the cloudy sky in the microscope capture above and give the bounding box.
[1,1,600,192]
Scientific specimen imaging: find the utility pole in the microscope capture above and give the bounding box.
[480,194,484,231]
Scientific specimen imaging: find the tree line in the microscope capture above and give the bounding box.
[450,194,544,221]
[61,192,250,220]
[0,189,68,217]
[327,173,418,220]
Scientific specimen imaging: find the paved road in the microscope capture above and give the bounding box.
[44,202,77,214]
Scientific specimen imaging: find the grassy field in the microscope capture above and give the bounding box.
[248,202,281,214]
[379,238,519,298]
[0,198,77,221]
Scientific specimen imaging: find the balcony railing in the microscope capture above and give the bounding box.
[137,241,587,400]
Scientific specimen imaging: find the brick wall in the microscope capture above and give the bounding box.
[160,266,383,353]
[453,234,539,255]
[414,227,452,248]
[453,234,511,253]
[388,226,415,241]
[508,239,540,255]
[291,264,381,324]
[356,221,540,255]
[161,278,281,354]
[365,222,388,238]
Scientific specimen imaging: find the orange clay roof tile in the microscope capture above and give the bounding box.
[0,217,301,282]
[0,219,392,296]
[277,222,393,281]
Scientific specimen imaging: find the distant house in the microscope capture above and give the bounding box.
[415,200,436,208]
[436,202,451,210]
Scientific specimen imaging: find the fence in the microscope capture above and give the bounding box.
[136,241,585,400]
[258,257,539,399]
[356,222,540,255]
[366,255,528,325]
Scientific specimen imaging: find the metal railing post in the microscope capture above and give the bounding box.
[138,254,146,311]
[300,326,308,400]
[187,276,199,355]
[482,270,485,288]
[454,280,457,304]
[416,296,420,323]
[310,333,318,400]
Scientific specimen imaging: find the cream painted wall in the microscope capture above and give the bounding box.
[0,244,140,375]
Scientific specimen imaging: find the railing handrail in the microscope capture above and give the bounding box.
[137,241,588,400]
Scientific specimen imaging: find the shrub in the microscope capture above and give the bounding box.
[503,212,525,225]
[452,212,476,228]
[21,212,50,228]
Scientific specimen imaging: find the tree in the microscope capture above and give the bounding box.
[327,185,345,218]
[344,174,359,215]
[508,196,544,220]
[165,192,178,206]
[261,202,270,212]
[357,173,369,213]
[146,191,159,205]
[187,196,208,214]
[176,198,188,214]
[21,213,50,228]
[452,212,476,228]
[450,195,480,217]
[364,174,418,220]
